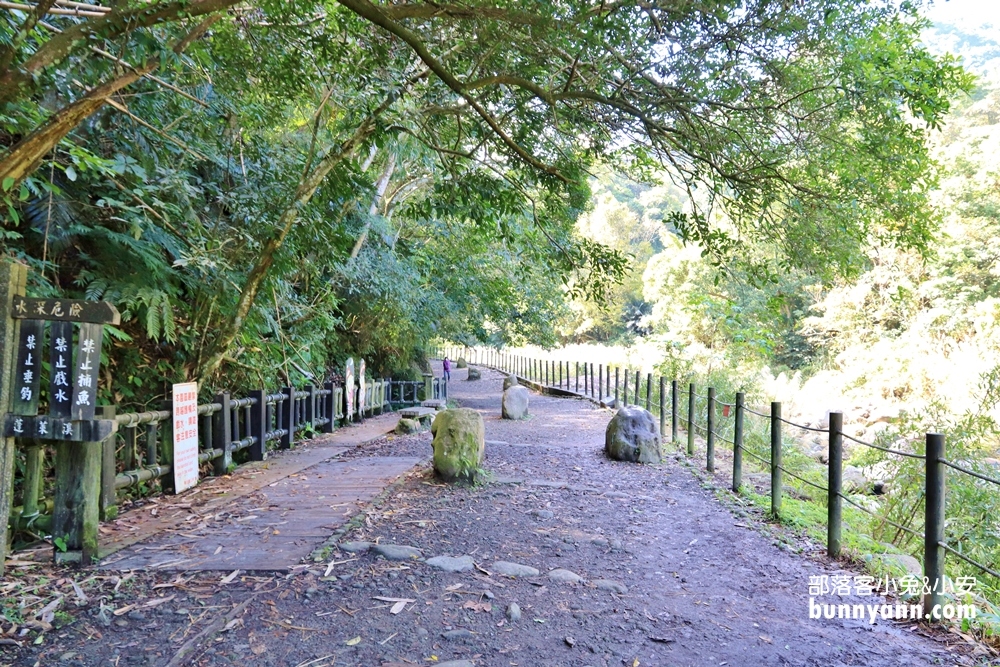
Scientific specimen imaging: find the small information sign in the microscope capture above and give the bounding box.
[172,382,199,493]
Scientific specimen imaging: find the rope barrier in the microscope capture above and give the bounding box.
[738,445,771,467]
[742,406,771,418]
[777,416,828,433]
[840,432,926,459]
[939,542,1000,581]
[940,459,1000,488]
[776,465,828,492]
[837,493,923,541]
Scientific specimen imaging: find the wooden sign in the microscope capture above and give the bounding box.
[172,382,199,493]
[70,322,103,421]
[11,298,120,325]
[4,415,115,441]
[48,320,73,419]
[10,319,44,415]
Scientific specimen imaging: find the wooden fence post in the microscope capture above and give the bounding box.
[99,405,118,519]
[924,432,946,615]
[659,377,666,439]
[0,261,26,574]
[706,387,715,473]
[827,411,843,557]
[160,401,174,495]
[20,441,44,526]
[734,392,745,492]
[671,379,679,443]
[687,382,695,456]
[771,401,782,518]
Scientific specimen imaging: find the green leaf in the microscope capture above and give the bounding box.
[64,165,77,182]
[1,177,13,192]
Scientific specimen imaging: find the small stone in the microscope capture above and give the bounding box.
[425,555,474,573]
[441,628,475,641]
[305,587,319,596]
[507,603,522,622]
[592,579,628,594]
[548,568,584,584]
[482,590,495,600]
[492,561,539,578]
[340,541,373,553]
[415,627,429,638]
[531,509,554,520]
[60,651,78,661]
[114,620,128,628]
[174,608,189,616]
[127,611,145,621]
[565,636,576,647]
[372,544,423,560]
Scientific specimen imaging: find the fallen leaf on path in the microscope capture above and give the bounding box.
[462,600,491,613]
[345,636,361,646]
[112,604,136,617]
[759,635,772,643]
[220,569,240,584]
[143,595,175,608]
[223,618,243,632]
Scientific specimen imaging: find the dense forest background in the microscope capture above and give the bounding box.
[557,16,1000,447]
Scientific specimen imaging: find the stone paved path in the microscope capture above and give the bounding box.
[98,411,419,571]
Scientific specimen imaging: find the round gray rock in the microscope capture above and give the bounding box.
[467,368,481,381]
[425,555,475,573]
[605,406,663,463]
[492,561,539,577]
[593,579,628,594]
[506,602,521,622]
[431,408,486,483]
[502,385,530,420]
[372,544,423,560]
[503,374,519,391]
[548,568,584,584]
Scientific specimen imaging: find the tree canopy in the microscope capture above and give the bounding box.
[0,0,971,397]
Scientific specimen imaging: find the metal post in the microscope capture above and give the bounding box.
[924,432,946,615]
[659,377,666,439]
[734,392,745,492]
[687,383,695,456]
[671,380,679,443]
[646,373,652,412]
[828,411,843,557]
[590,363,595,396]
[280,386,294,449]
[615,367,620,407]
[634,370,640,406]
[249,389,267,461]
[214,391,232,473]
[575,362,579,392]
[623,371,629,407]
[599,365,603,400]
[706,387,715,473]
[323,381,336,433]
[771,401,782,517]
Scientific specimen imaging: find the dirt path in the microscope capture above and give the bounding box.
[5,365,984,667]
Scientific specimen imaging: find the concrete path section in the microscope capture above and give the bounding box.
[98,411,414,570]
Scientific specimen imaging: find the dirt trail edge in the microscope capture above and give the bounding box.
[5,364,985,667]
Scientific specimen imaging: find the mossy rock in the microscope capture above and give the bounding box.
[467,368,481,381]
[396,417,422,434]
[456,358,468,368]
[431,408,485,483]
[605,406,662,463]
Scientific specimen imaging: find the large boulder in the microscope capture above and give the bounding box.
[467,368,481,381]
[432,409,486,483]
[456,358,468,368]
[502,385,530,420]
[605,406,662,463]
[503,374,519,391]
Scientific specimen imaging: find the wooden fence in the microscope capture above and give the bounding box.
[439,344,1000,617]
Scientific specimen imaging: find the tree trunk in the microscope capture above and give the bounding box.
[350,151,397,259]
